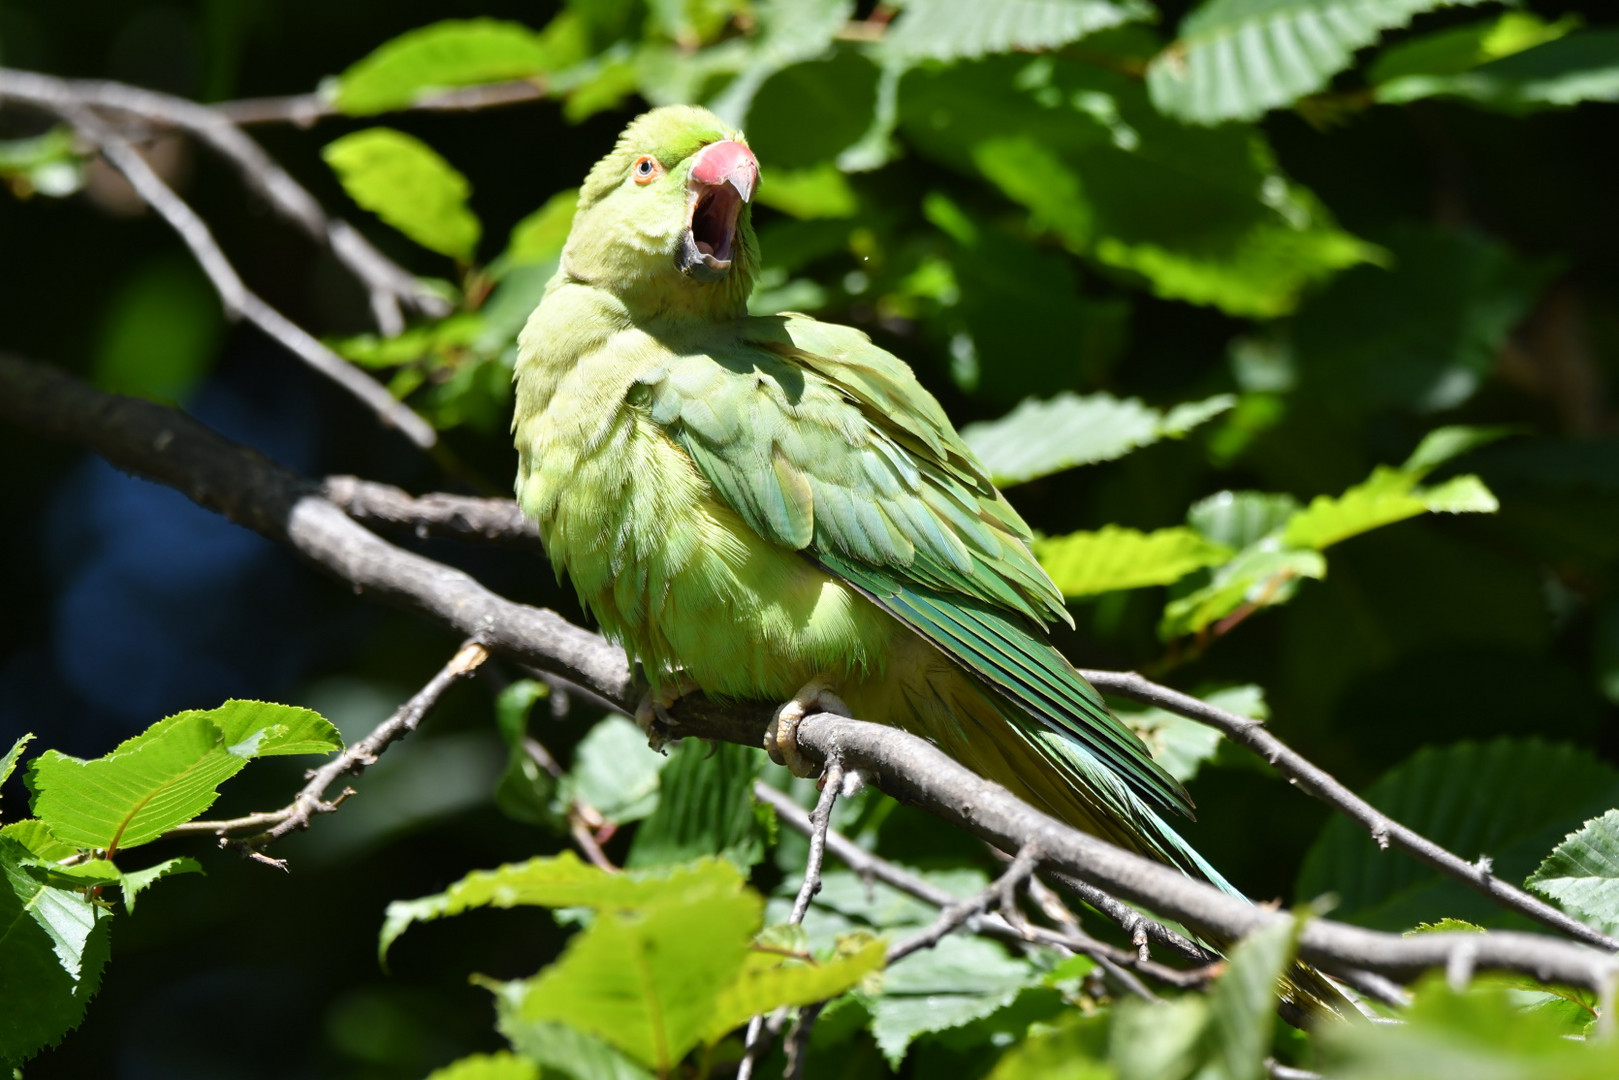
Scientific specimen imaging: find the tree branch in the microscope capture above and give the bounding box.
[3,353,1617,997]
[0,67,449,333]
[214,79,549,127]
[165,641,487,865]
[0,70,438,447]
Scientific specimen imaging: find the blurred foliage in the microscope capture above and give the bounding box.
[3,0,1619,1077]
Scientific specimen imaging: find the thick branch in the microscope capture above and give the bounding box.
[4,353,1617,995]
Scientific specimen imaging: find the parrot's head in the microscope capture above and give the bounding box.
[563,105,760,318]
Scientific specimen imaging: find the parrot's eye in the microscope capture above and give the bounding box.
[632,156,662,184]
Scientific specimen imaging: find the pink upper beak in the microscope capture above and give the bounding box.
[691,140,758,203]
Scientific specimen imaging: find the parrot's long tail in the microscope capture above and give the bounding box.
[880,658,1359,1024]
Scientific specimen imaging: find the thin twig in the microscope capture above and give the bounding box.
[164,641,487,862]
[1081,669,1619,952]
[0,73,437,448]
[888,845,1040,963]
[215,79,549,127]
[6,354,1618,996]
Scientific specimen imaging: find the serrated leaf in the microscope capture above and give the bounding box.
[1160,545,1325,640]
[703,937,885,1045]
[28,715,249,853]
[563,715,667,824]
[1401,424,1517,473]
[1035,525,1234,598]
[962,392,1234,486]
[149,699,343,758]
[1282,466,1497,551]
[492,989,655,1080]
[0,836,112,1065]
[118,856,203,914]
[1203,917,1297,1080]
[1118,685,1264,783]
[1187,491,1303,550]
[0,820,75,863]
[323,128,481,260]
[1525,809,1619,937]
[511,882,761,1069]
[885,0,1150,60]
[423,1051,540,1080]
[987,1010,1112,1080]
[1297,740,1619,930]
[869,935,1041,1065]
[334,18,574,115]
[1,733,32,795]
[1370,12,1578,95]
[1375,27,1619,112]
[380,853,743,961]
[627,740,767,872]
[1318,974,1619,1080]
[1406,917,1486,935]
[1148,0,1493,125]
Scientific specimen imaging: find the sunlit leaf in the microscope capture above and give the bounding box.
[0,126,85,198]
[1297,740,1619,930]
[703,937,885,1045]
[885,0,1151,61]
[1370,12,1579,98]
[1204,917,1297,1080]
[497,188,578,273]
[1,733,32,796]
[422,1051,540,1080]
[1282,468,1498,551]
[869,935,1042,1065]
[1147,0,1493,125]
[1375,27,1619,112]
[334,18,580,115]
[1159,545,1325,640]
[1525,809,1619,937]
[753,162,858,219]
[1187,491,1302,550]
[380,854,743,961]
[1109,993,1209,1080]
[0,836,112,1065]
[494,1001,653,1080]
[146,699,343,759]
[117,856,204,914]
[1117,685,1265,783]
[323,128,481,260]
[1034,525,1234,598]
[986,1010,1112,1080]
[962,391,1235,486]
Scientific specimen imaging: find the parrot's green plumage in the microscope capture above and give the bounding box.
[513,106,1346,1016]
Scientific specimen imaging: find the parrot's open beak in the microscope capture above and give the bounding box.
[679,139,758,281]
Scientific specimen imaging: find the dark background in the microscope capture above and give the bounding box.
[2,1,1617,1076]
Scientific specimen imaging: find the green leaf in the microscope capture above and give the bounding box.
[92,256,223,402]
[497,189,578,273]
[492,680,561,830]
[118,856,204,914]
[1035,525,1235,598]
[561,715,667,824]
[703,936,885,1045]
[627,740,768,871]
[1,733,32,795]
[151,699,344,758]
[1297,739,1619,930]
[1401,424,1517,474]
[1291,226,1552,414]
[884,0,1151,61]
[28,715,248,853]
[0,836,113,1065]
[334,18,577,115]
[380,853,743,962]
[493,992,654,1080]
[0,820,75,863]
[323,128,481,260]
[986,1011,1113,1080]
[1319,974,1619,1079]
[1159,545,1325,640]
[1117,686,1264,783]
[1282,467,1498,551]
[962,392,1235,486]
[0,126,86,198]
[1525,809,1619,937]
[752,162,858,219]
[1369,12,1579,95]
[1147,0,1493,125]
[1203,917,1297,1080]
[869,935,1042,1066]
[705,0,854,126]
[423,1051,540,1080]
[1109,994,1209,1080]
[746,48,881,170]
[1375,27,1619,112]
[510,879,762,1070]
[1187,491,1302,550]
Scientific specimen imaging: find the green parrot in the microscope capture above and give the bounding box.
[512,105,1345,1015]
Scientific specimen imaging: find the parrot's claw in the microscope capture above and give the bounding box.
[766,676,850,778]
[634,676,700,753]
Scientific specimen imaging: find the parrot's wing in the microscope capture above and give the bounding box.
[636,315,1193,820]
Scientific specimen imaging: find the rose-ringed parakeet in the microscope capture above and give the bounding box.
[512,106,1346,1014]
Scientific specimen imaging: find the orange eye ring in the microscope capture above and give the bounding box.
[632,155,662,185]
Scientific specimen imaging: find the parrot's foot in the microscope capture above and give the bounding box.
[634,675,700,753]
[766,676,850,778]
